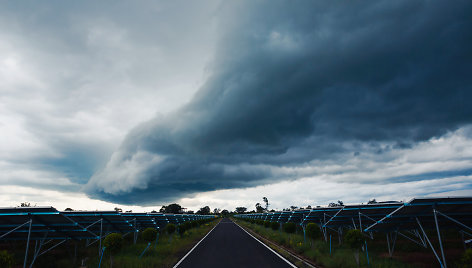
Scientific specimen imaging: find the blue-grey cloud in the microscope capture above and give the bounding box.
[85,0,472,204]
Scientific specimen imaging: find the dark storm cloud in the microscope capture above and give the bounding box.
[86,0,472,204]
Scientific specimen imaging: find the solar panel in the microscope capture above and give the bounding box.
[0,207,96,240]
[62,211,134,235]
[364,197,472,232]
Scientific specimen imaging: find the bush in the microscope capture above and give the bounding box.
[344,229,363,249]
[184,222,192,231]
[344,229,364,266]
[283,222,296,233]
[142,228,158,243]
[103,233,123,254]
[457,249,472,268]
[178,224,186,236]
[305,223,321,240]
[0,250,14,268]
[264,221,271,228]
[166,223,176,235]
[271,221,279,231]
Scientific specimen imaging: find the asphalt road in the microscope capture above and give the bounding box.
[176,218,295,268]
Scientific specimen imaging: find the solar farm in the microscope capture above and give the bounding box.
[0,207,214,267]
[235,197,472,268]
[1,197,471,267]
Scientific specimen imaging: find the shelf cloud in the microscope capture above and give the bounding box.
[85,0,472,204]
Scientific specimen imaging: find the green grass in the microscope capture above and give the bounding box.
[234,219,411,268]
[85,220,219,268]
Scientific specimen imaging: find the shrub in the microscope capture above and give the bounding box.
[166,223,176,235]
[344,229,363,249]
[184,222,192,231]
[103,233,123,254]
[305,223,321,241]
[0,250,14,268]
[344,229,364,266]
[271,221,279,231]
[142,228,158,243]
[178,224,186,237]
[264,221,271,228]
[283,222,296,233]
[457,249,472,268]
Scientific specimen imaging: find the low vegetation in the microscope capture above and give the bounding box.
[87,218,217,268]
[235,217,411,268]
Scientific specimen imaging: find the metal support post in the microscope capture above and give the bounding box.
[99,218,103,256]
[23,219,32,268]
[329,234,332,255]
[416,217,444,267]
[358,211,362,232]
[386,232,398,257]
[397,231,425,247]
[433,209,447,268]
[134,218,138,244]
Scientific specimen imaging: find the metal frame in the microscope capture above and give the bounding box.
[236,197,472,268]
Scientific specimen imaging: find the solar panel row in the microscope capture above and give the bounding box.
[235,197,472,267]
[0,207,215,241]
[235,197,472,232]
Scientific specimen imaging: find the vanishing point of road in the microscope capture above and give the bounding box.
[175,218,296,268]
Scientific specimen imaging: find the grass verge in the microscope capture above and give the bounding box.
[233,218,411,268]
[86,219,220,268]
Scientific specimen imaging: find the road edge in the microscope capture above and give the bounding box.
[232,219,318,268]
[172,219,221,268]
[231,218,299,268]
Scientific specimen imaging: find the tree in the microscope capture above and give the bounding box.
[305,223,321,246]
[367,198,377,204]
[114,207,122,213]
[103,233,123,268]
[221,209,230,217]
[20,202,31,207]
[290,206,298,211]
[306,205,312,210]
[235,207,247,213]
[160,203,182,214]
[64,208,73,211]
[197,206,210,215]
[263,197,269,210]
[213,208,221,214]
[270,221,279,231]
[142,228,158,243]
[345,229,363,266]
[338,200,344,206]
[255,203,264,213]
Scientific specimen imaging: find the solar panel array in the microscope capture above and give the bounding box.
[0,207,215,241]
[235,197,472,267]
[235,197,472,233]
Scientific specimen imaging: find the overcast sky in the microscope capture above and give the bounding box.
[1,1,471,212]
